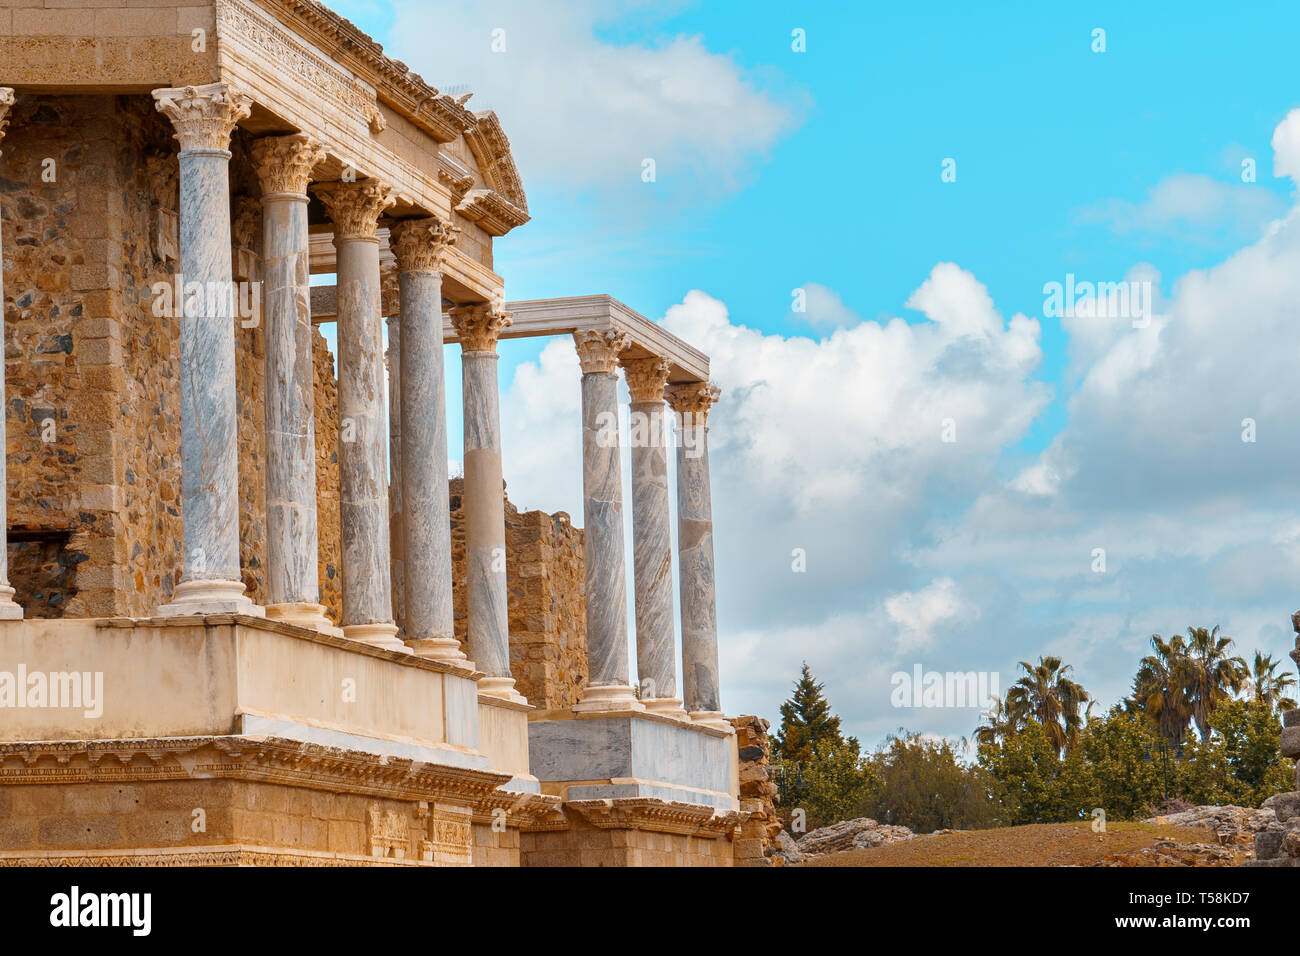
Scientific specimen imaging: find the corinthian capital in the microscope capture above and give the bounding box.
[0,89,14,154]
[380,267,401,317]
[251,133,325,197]
[450,304,512,353]
[314,179,395,241]
[621,356,672,404]
[389,217,458,273]
[665,382,722,426]
[573,329,631,376]
[152,82,252,152]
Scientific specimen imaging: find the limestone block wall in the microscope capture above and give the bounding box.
[729,715,782,866]
[448,476,587,709]
[313,328,342,623]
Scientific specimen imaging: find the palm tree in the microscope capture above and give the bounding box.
[1185,626,1247,740]
[1246,650,1297,711]
[1132,633,1193,750]
[973,695,1019,746]
[1003,656,1090,756]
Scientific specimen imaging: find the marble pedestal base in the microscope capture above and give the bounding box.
[265,601,344,637]
[343,621,410,653]
[155,579,264,618]
[529,711,738,810]
[478,675,528,706]
[642,696,688,719]
[406,635,472,666]
[572,683,644,714]
[0,585,23,620]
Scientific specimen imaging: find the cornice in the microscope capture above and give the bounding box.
[565,798,747,838]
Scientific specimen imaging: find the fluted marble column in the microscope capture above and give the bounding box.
[314,179,404,651]
[622,356,682,716]
[390,219,464,666]
[572,330,641,712]
[152,82,263,617]
[250,133,336,634]
[666,382,726,729]
[0,90,23,619]
[451,304,525,701]
[382,268,405,637]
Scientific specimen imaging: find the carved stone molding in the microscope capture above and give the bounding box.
[574,330,631,376]
[621,356,672,404]
[152,82,253,153]
[314,179,395,241]
[666,382,722,426]
[380,267,401,317]
[232,196,262,251]
[250,133,326,197]
[450,304,512,353]
[565,798,746,838]
[0,88,14,154]
[389,217,457,274]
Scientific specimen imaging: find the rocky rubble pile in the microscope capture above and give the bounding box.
[1142,805,1276,846]
[1096,840,1250,867]
[1246,792,1300,866]
[770,817,915,865]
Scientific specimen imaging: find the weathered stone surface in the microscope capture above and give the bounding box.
[1143,805,1276,845]
[777,817,916,862]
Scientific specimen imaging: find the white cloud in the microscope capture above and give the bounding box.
[885,578,974,652]
[1077,172,1285,243]
[383,0,804,196]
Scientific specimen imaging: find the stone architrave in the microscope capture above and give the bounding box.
[0,89,23,619]
[389,219,466,666]
[151,83,263,617]
[250,133,338,635]
[666,382,726,729]
[314,178,405,651]
[450,303,525,701]
[572,330,641,712]
[621,356,683,717]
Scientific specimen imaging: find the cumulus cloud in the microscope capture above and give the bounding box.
[382,0,804,197]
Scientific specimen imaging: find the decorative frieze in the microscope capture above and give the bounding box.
[152,83,253,152]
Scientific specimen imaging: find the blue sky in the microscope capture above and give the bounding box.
[321,0,1300,746]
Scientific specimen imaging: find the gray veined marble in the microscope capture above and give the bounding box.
[386,312,405,635]
[398,269,458,659]
[462,351,511,681]
[577,369,635,704]
[677,421,721,717]
[334,238,400,649]
[629,398,680,713]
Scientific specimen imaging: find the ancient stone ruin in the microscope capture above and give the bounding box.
[0,0,748,866]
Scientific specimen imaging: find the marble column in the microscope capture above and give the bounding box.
[451,304,526,701]
[390,219,465,666]
[382,268,405,637]
[666,382,726,729]
[250,133,337,634]
[621,356,683,716]
[314,179,404,651]
[572,330,641,712]
[0,90,23,619]
[152,82,262,617]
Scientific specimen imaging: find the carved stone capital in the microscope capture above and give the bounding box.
[574,330,631,376]
[231,196,262,251]
[389,217,458,274]
[621,356,672,404]
[250,133,325,197]
[380,267,401,317]
[152,82,253,152]
[0,88,14,154]
[314,179,395,241]
[450,304,512,353]
[666,382,722,426]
